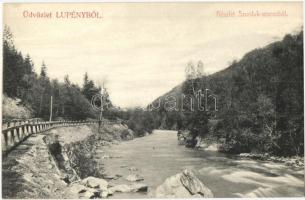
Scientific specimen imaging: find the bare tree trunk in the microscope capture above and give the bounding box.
[39,94,43,115]
[99,111,102,131]
[98,87,103,131]
[49,96,53,122]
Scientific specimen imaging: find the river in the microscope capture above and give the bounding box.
[97,130,304,198]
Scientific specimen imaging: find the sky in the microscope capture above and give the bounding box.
[3,2,303,108]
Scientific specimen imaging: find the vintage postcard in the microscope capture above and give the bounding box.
[2,1,304,199]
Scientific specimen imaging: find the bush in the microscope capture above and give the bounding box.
[125,108,159,136]
[2,95,32,120]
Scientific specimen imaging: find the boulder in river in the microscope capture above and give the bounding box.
[80,176,108,190]
[68,183,101,199]
[108,183,148,193]
[103,173,122,180]
[78,188,100,199]
[155,169,213,198]
[129,167,138,171]
[177,130,189,145]
[121,129,135,140]
[126,174,144,182]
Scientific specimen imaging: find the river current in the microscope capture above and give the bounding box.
[98,130,304,198]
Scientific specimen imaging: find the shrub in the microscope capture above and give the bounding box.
[2,95,32,120]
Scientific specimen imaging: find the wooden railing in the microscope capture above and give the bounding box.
[2,120,99,155]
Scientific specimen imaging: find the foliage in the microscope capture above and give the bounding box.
[2,95,32,120]
[213,31,304,156]
[82,72,100,101]
[125,108,159,136]
[151,31,304,156]
[3,26,98,120]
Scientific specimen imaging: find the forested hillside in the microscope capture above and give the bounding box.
[3,26,103,121]
[150,31,304,156]
[2,26,158,137]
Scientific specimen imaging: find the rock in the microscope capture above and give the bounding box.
[126,174,144,182]
[107,188,114,195]
[129,167,138,171]
[205,144,218,151]
[108,183,148,193]
[155,169,213,198]
[80,177,108,190]
[132,183,148,192]
[194,136,202,148]
[285,160,295,166]
[155,173,192,198]
[103,173,122,180]
[295,158,304,167]
[121,129,134,140]
[101,190,109,198]
[112,140,120,145]
[197,143,208,149]
[79,188,100,199]
[100,141,111,146]
[101,155,110,159]
[47,164,53,169]
[177,130,189,145]
[120,165,128,168]
[23,173,34,182]
[68,183,87,193]
[68,183,99,199]
[284,158,303,168]
[69,182,109,198]
[108,185,130,193]
[180,169,213,197]
[239,153,250,157]
[192,193,203,198]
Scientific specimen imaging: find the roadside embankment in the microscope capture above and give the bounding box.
[2,122,135,199]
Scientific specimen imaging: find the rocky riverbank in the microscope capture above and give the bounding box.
[177,130,304,169]
[239,153,304,169]
[198,139,304,169]
[2,123,139,199]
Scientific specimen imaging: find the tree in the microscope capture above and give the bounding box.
[82,72,99,101]
[2,26,100,121]
[181,60,210,139]
[40,62,47,77]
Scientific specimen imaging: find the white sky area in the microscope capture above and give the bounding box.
[3,3,303,108]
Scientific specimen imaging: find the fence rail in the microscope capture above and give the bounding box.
[2,120,99,155]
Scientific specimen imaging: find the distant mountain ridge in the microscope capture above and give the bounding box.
[150,31,303,115]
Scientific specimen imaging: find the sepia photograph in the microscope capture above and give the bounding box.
[2,2,304,199]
